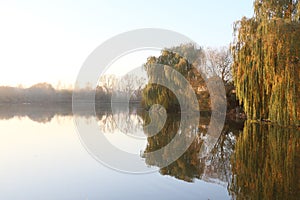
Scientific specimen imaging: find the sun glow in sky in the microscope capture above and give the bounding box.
[0,0,254,88]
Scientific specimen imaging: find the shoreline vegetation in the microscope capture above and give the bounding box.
[0,80,245,120]
[1,1,299,127]
[231,0,300,126]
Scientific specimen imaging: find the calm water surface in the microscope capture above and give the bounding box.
[0,106,299,200]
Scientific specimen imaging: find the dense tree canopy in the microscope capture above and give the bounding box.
[142,44,210,112]
[232,0,300,125]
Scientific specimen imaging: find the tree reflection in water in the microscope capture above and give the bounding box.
[2,104,299,199]
[229,121,300,199]
[142,113,204,182]
[141,112,244,184]
[141,113,300,199]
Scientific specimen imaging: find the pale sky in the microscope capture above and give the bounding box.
[0,0,254,88]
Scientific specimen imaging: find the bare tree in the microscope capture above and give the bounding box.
[118,74,145,93]
[98,74,118,93]
[205,46,232,84]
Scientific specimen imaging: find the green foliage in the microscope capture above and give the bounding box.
[142,114,205,182]
[166,43,205,67]
[142,44,209,112]
[232,0,300,125]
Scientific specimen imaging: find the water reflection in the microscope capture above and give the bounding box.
[142,112,244,184]
[142,113,203,182]
[96,109,144,136]
[0,104,299,199]
[229,121,300,199]
[0,103,85,123]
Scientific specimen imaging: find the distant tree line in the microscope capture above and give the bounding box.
[0,83,72,104]
[96,74,145,103]
[0,75,145,104]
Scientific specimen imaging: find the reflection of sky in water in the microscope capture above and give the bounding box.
[0,116,230,200]
[97,112,147,154]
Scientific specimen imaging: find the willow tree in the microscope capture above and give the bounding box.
[142,44,209,112]
[232,0,300,125]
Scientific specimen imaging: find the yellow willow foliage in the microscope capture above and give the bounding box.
[229,121,300,199]
[232,1,300,125]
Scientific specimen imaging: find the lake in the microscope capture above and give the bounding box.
[0,105,299,199]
